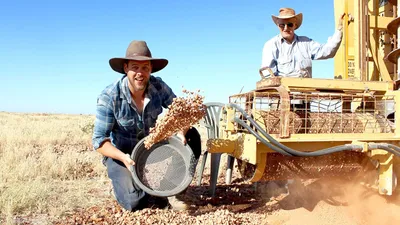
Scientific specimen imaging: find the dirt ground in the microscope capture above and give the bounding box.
[2,112,400,225]
[5,155,400,225]
[50,155,400,225]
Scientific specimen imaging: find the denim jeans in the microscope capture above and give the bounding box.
[105,127,202,211]
[106,157,148,211]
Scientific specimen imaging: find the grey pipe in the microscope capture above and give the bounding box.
[228,103,400,157]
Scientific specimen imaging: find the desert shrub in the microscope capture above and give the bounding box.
[80,120,95,135]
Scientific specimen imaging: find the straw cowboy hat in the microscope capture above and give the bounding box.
[109,40,168,74]
[271,8,303,30]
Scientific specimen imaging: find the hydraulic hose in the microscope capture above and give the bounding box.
[234,117,363,157]
[234,118,292,156]
[369,144,400,157]
[228,103,400,157]
[229,103,308,154]
[388,144,400,153]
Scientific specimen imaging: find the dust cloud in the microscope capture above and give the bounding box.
[263,177,400,225]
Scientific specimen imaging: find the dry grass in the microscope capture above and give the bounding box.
[0,111,214,224]
[0,112,109,224]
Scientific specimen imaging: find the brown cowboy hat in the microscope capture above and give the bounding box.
[109,40,168,74]
[271,8,303,30]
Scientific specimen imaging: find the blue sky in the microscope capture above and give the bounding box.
[0,0,339,114]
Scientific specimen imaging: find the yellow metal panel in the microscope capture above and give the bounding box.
[353,0,360,80]
[334,0,396,81]
[224,106,235,132]
[251,152,267,182]
[334,0,348,79]
[369,31,392,81]
[272,133,399,142]
[345,0,350,79]
[207,139,236,154]
[207,134,258,165]
[278,77,393,91]
[370,15,396,30]
[241,134,258,164]
[254,140,349,153]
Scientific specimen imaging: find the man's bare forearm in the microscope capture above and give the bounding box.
[97,141,127,162]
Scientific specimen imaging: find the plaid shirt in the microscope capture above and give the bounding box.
[92,75,176,155]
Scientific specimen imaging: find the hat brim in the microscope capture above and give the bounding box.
[109,56,168,74]
[272,13,303,30]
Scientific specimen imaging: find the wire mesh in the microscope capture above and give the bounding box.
[136,144,187,192]
[229,91,395,134]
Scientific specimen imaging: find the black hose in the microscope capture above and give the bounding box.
[388,144,400,153]
[369,144,400,157]
[228,103,400,157]
[234,118,292,156]
[229,102,364,156]
[228,103,307,154]
[234,117,363,157]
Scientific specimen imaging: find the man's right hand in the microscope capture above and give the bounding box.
[122,153,135,171]
[96,141,135,171]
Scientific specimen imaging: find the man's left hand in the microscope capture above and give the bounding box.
[338,13,346,31]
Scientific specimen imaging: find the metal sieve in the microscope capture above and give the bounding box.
[130,135,197,197]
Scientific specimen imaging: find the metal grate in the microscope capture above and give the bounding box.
[136,144,187,192]
[229,91,395,134]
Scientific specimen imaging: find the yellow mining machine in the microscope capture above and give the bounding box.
[197,0,400,197]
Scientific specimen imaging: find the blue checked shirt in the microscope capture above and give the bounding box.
[92,75,176,155]
[261,30,343,78]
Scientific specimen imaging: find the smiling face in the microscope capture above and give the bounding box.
[278,18,297,43]
[124,60,152,94]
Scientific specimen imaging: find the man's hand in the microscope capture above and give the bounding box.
[176,130,187,145]
[337,13,346,31]
[122,153,135,171]
[97,141,135,170]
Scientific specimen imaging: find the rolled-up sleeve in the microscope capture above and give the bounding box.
[261,39,278,77]
[92,94,115,150]
[310,30,343,60]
